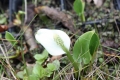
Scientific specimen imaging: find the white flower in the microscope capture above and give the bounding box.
[35,29,70,56]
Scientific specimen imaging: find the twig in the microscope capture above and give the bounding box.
[24,0,27,24]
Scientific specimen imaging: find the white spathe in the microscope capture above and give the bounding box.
[35,29,70,56]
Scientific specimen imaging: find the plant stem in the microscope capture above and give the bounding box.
[80,13,85,22]
[58,37,80,78]
[57,36,79,75]
[65,49,80,79]
[66,52,79,71]
[64,48,79,71]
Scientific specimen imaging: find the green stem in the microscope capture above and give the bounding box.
[63,47,79,71]
[55,34,80,79]
[80,13,85,22]
[65,49,80,79]
[66,51,79,71]
[55,34,79,74]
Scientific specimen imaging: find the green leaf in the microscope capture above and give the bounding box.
[73,30,99,65]
[45,70,53,77]
[17,71,24,79]
[34,54,46,61]
[47,63,56,71]
[89,33,99,55]
[36,60,44,65]
[24,66,33,75]
[33,64,45,78]
[5,31,17,46]
[34,50,48,62]
[34,50,48,64]
[18,10,25,15]
[45,60,60,77]
[28,74,39,80]
[0,18,6,24]
[73,0,85,15]
[52,60,60,70]
[0,14,7,24]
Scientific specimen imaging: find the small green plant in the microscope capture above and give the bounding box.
[5,31,18,46]
[73,0,85,22]
[35,29,100,79]
[17,50,60,80]
[4,29,100,79]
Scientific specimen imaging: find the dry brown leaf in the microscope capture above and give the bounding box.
[35,6,75,32]
[0,25,8,32]
[22,26,38,51]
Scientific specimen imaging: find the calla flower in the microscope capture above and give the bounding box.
[35,29,70,56]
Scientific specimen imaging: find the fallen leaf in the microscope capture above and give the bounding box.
[22,26,38,51]
[35,6,75,32]
[0,25,8,32]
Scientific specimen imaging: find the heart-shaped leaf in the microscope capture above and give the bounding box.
[73,30,99,65]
